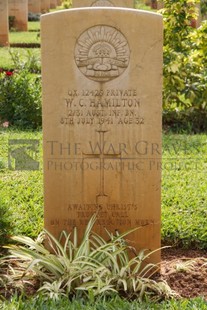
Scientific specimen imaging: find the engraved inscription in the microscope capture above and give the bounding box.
[82,130,121,203]
[91,0,114,6]
[61,88,144,126]
[75,26,130,82]
[49,203,155,227]
[50,215,155,228]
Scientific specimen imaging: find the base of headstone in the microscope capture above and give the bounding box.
[13,21,28,31]
[0,35,9,47]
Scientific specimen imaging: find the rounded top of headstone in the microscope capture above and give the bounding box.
[75,25,130,83]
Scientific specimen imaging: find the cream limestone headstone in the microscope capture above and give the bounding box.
[8,0,28,31]
[41,0,50,12]
[28,0,41,13]
[157,1,164,10]
[196,3,201,28]
[144,0,151,6]
[73,0,134,7]
[0,0,9,46]
[50,0,57,8]
[41,8,163,264]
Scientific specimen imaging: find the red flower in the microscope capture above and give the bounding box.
[5,71,13,76]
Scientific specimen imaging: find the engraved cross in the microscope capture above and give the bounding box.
[82,130,121,202]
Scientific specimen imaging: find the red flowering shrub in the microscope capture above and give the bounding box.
[0,69,42,129]
[5,71,14,76]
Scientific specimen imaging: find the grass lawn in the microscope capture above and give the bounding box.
[0,22,40,70]
[28,21,40,32]
[162,134,207,248]
[0,48,41,70]
[7,21,40,46]
[0,130,43,238]
[1,295,207,309]
[9,31,40,44]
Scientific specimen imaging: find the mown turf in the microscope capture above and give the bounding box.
[0,48,40,70]
[0,130,43,238]
[162,134,207,248]
[1,295,207,310]
[9,31,40,44]
[28,21,40,32]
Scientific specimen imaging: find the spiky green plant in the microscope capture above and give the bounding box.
[175,259,197,273]
[3,214,177,301]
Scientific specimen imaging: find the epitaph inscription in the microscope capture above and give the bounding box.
[41,8,163,264]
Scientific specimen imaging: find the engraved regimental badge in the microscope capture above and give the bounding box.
[75,26,130,82]
[91,0,114,6]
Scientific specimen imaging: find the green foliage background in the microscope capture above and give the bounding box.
[162,0,207,132]
[0,71,41,129]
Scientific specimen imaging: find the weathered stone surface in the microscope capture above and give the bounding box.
[157,1,164,9]
[0,0,9,46]
[195,4,202,28]
[73,0,134,7]
[8,0,28,31]
[50,0,57,8]
[41,0,50,13]
[28,0,41,13]
[41,8,163,264]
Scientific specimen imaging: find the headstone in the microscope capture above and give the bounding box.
[196,3,202,27]
[41,0,50,12]
[57,0,62,5]
[191,4,202,28]
[41,8,163,264]
[157,1,164,10]
[0,0,9,47]
[50,0,57,8]
[73,0,134,7]
[150,0,157,9]
[8,0,28,31]
[28,0,41,13]
[144,0,151,6]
